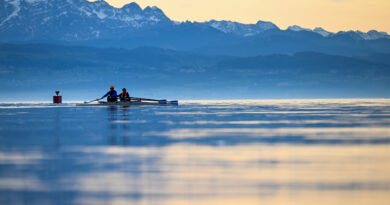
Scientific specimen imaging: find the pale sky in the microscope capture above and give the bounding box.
[92,0,390,33]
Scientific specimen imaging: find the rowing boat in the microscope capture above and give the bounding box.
[76,100,178,107]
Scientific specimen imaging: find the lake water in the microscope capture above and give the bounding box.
[1,99,390,205]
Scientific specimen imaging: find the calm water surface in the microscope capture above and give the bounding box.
[1,99,390,205]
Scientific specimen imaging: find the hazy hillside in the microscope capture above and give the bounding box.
[195,29,390,56]
[1,44,389,100]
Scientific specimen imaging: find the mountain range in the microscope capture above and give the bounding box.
[0,0,390,99]
[1,0,390,56]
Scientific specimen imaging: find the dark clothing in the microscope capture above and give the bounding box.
[103,90,118,102]
[107,96,117,102]
[118,91,130,102]
[103,90,117,98]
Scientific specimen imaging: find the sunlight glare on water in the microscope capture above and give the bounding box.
[0,99,390,205]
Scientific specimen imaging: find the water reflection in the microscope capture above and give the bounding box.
[54,107,62,148]
[108,107,131,146]
[0,99,390,204]
[108,107,117,145]
[2,144,389,204]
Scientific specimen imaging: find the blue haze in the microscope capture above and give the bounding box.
[0,0,390,99]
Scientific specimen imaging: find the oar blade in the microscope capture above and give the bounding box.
[169,100,179,106]
[158,99,167,104]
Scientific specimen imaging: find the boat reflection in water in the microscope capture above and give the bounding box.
[0,99,390,205]
[108,106,130,146]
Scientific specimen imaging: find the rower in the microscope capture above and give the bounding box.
[118,88,130,102]
[101,85,118,102]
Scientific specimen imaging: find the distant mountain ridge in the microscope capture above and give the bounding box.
[1,0,390,57]
[287,25,390,40]
[0,0,171,41]
[1,0,389,41]
[204,20,279,37]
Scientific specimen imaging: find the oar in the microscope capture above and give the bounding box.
[84,98,102,104]
[131,97,159,101]
[131,97,167,104]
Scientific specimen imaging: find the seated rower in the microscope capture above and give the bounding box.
[102,85,118,102]
[118,88,130,102]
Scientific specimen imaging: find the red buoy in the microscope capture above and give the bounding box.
[53,91,62,104]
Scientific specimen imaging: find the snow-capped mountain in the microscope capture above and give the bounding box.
[0,0,389,47]
[287,25,311,32]
[313,27,332,37]
[336,30,390,40]
[205,20,278,37]
[287,25,390,40]
[0,0,171,41]
[287,25,333,37]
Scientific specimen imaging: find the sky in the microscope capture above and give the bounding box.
[93,0,390,33]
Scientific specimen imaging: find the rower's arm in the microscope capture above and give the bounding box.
[102,91,109,98]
